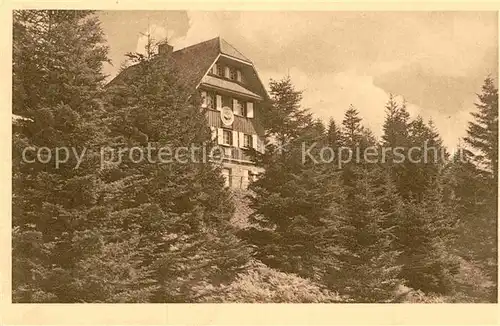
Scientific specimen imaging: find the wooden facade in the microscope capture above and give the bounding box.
[110,37,267,189]
[197,43,268,189]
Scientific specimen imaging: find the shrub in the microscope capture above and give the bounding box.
[201,261,346,303]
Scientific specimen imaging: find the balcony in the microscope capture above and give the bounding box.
[222,147,253,163]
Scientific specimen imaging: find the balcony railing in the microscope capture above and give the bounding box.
[222,147,253,163]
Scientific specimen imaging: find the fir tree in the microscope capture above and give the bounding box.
[400,115,446,201]
[13,10,109,118]
[326,118,342,148]
[262,76,313,145]
[242,76,344,283]
[332,166,402,302]
[341,105,363,148]
[446,78,498,301]
[464,77,498,180]
[382,95,410,148]
[104,38,251,302]
[459,78,498,298]
[12,10,155,302]
[397,191,460,295]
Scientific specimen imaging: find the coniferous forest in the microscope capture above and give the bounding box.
[12,10,498,303]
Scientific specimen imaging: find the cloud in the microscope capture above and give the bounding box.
[128,11,497,149]
[135,24,174,55]
[259,67,392,138]
[259,66,476,149]
[169,11,228,50]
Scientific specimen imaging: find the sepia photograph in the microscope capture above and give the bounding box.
[10,8,498,308]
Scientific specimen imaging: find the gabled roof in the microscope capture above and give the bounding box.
[108,37,219,91]
[170,37,220,90]
[107,36,264,97]
[218,38,251,63]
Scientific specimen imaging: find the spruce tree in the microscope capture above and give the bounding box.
[335,106,401,301]
[382,95,410,148]
[450,77,498,301]
[402,116,446,201]
[395,118,457,294]
[332,166,402,302]
[464,77,498,180]
[341,105,363,149]
[381,96,410,194]
[104,38,251,302]
[12,10,156,302]
[378,94,460,296]
[326,118,342,148]
[397,190,459,295]
[242,76,344,284]
[262,76,313,145]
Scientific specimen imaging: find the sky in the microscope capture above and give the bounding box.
[98,11,498,150]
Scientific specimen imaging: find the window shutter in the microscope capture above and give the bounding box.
[224,67,230,78]
[210,127,217,140]
[212,63,218,75]
[217,128,224,145]
[236,70,242,82]
[239,132,245,148]
[252,134,258,149]
[232,130,238,147]
[216,95,222,110]
[246,102,254,118]
[201,91,207,108]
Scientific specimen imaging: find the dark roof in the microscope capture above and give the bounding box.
[107,37,217,90]
[218,38,251,63]
[169,37,221,90]
[107,37,254,92]
[200,75,262,100]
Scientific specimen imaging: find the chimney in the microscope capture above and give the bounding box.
[158,42,173,56]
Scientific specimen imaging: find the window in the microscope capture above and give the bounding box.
[206,92,215,109]
[229,67,237,80]
[222,129,232,146]
[232,98,246,116]
[244,134,252,148]
[224,67,242,82]
[217,64,223,76]
[241,101,247,116]
[232,98,241,115]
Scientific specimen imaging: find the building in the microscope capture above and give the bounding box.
[110,37,268,189]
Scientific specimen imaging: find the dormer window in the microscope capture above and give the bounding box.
[219,65,243,82]
[212,63,224,77]
[229,67,237,80]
